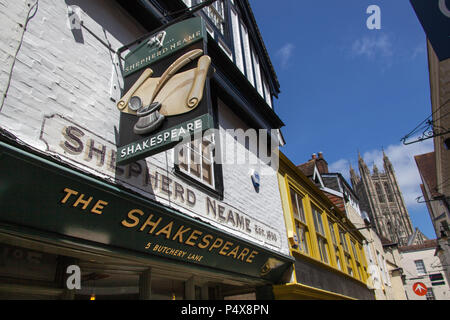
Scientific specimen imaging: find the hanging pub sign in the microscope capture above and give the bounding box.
[116,17,214,165]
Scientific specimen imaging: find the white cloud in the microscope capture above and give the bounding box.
[351,33,393,59]
[276,43,294,68]
[329,159,351,181]
[329,139,434,209]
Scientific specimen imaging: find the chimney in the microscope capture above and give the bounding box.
[312,153,317,160]
[316,152,329,174]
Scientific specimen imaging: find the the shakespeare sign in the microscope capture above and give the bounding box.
[117,17,214,165]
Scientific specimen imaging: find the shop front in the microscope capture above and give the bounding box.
[0,141,292,300]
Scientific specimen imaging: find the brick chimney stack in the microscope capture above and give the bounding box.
[316,151,329,174]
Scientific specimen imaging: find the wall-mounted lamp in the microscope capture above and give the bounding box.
[67,5,83,31]
[249,169,260,192]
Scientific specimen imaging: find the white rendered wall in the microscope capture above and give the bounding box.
[401,247,450,300]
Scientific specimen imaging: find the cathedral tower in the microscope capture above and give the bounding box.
[350,152,414,246]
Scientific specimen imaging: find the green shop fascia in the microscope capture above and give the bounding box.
[0,140,293,286]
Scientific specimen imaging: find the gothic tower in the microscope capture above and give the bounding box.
[350,152,414,246]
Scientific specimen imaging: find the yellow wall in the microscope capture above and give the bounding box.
[277,152,370,291]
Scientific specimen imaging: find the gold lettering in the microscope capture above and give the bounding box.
[198,234,213,249]
[139,214,162,234]
[121,209,144,228]
[185,230,203,247]
[209,238,224,252]
[172,225,191,243]
[73,194,93,210]
[219,241,233,256]
[237,248,250,261]
[227,245,240,259]
[61,188,78,204]
[246,251,258,263]
[155,221,174,239]
[90,200,108,215]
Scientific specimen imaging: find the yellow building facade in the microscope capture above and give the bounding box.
[274,152,375,300]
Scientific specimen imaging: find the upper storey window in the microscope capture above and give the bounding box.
[201,0,226,35]
[182,0,273,108]
[182,0,226,36]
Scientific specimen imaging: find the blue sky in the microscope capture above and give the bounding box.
[250,0,436,238]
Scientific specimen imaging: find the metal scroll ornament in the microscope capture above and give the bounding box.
[117,49,211,135]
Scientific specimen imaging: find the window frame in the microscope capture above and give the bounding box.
[350,239,363,280]
[177,136,216,188]
[195,0,232,46]
[289,187,306,223]
[328,218,343,271]
[312,205,325,236]
[295,220,310,255]
[339,228,355,276]
[288,185,311,256]
[311,204,330,264]
[173,95,224,200]
[414,259,427,276]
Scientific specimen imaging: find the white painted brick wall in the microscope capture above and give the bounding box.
[0,0,289,256]
[0,0,31,109]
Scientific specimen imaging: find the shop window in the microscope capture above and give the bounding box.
[177,135,215,188]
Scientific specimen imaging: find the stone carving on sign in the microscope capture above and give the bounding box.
[117,49,211,135]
